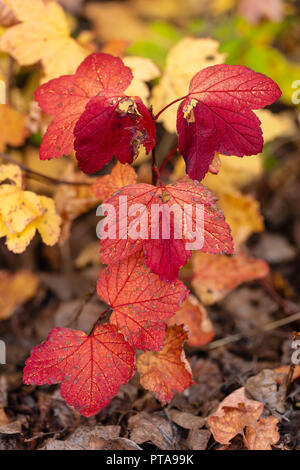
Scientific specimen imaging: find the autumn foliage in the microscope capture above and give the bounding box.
[0,0,284,441]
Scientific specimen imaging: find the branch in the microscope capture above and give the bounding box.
[0,153,92,187]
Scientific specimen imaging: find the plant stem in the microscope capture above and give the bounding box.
[87,308,112,336]
[67,286,96,327]
[159,146,179,173]
[154,95,188,121]
[0,153,92,187]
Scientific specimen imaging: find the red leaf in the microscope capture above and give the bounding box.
[99,180,233,282]
[35,52,141,167]
[177,64,281,180]
[23,324,135,417]
[74,96,156,174]
[97,253,188,350]
[137,325,193,405]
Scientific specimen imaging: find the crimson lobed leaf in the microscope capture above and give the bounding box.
[177,64,282,180]
[35,52,156,173]
[23,324,135,417]
[74,96,156,174]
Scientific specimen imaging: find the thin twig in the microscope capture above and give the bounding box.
[0,153,92,187]
[206,311,300,350]
[67,286,96,327]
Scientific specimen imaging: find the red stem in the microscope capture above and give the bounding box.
[154,95,188,121]
[159,146,179,173]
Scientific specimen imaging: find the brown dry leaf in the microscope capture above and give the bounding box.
[84,2,147,43]
[0,408,9,426]
[92,162,137,201]
[0,270,39,321]
[129,413,177,450]
[169,409,205,429]
[167,294,215,347]
[152,37,226,133]
[185,429,211,450]
[245,369,287,414]
[41,425,140,450]
[124,56,160,104]
[208,388,263,445]
[245,416,280,450]
[208,387,279,449]
[0,0,88,82]
[54,164,97,244]
[0,104,28,152]
[137,325,193,405]
[192,253,269,305]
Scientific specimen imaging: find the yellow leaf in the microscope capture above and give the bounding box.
[0,270,39,321]
[0,163,61,253]
[0,104,28,152]
[217,190,264,248]
[123,56,160,104]
[84,2,146,43]
[54,164,97,244]
[151,37,226,133]
[0,0,88,82]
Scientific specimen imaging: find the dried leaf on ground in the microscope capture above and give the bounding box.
[192,253,269,305]
[129,413,178,450]
[137,325,193,404]
[0,270,39,321]
[245,369,287,414]
[208,387,279,450]
[168,294,215,347]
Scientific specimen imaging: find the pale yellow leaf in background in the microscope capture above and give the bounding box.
[151,37,226,133]
[0,0,87,82]
[0,164,61,253]
[255,109,298,143]
[84,2,146,43]
[124,56,160,104]
[217,191,264,248]
[0,270,39,321]
[0,104,28,152]
[54,164,97,244]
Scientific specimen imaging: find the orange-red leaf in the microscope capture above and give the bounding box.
[192,253,269,305]
[97,253,188,351]
[92,162,137,201]
[100,180,233,282]
[208,387,279,450]
[137,325,193,404]
[168,294,214,347]
[23,324,135,417]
